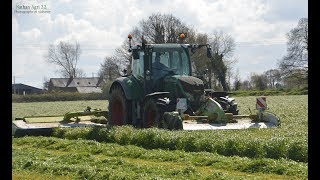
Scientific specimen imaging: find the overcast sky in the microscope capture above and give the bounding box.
[12,0,308,89]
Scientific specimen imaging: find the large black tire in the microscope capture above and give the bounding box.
[205,90,239,115]
[161,112,183,130]
[216,98,239,115]
[142,99,161,128]
[108,86,131,126]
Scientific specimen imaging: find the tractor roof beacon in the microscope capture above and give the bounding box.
[108,33,241,129]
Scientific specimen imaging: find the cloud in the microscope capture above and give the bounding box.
[50,13,122,57]
[12,0,308,88]
[262,0,308,22]
[21,28,42,39]
[58,0,72,3]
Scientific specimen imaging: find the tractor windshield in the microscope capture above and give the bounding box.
[151,46,191,78]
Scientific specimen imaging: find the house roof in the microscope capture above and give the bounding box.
[49,77,104,87]
[12,83,42,91]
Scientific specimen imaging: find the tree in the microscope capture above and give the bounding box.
[264,69,282,89]
[111,13,236,91]
[184,30,237,92]
[241,80,251,90]
[232,68,241,91]
[45,41,84,78]
[250,73,268,90]
[137,13,192,44]
[278,18,308,77]
[42,76,49,91]
[189,32,210,76]
[282,69,308,88]
[207,30,236,91]
[114,40,132,74]
[98,56,121,81]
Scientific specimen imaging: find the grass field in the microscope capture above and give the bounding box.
[12,95,308,179]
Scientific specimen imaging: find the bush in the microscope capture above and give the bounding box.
[230,87,308,97]
[12,92,108,103]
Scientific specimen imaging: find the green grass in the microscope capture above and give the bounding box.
[13,136,307,179]
[12,100,108,121]
[12,95,308,178]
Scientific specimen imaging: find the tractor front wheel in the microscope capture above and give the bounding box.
[161,112,183,130]
[142,99,161,128]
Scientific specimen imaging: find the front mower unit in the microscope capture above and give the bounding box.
[175,96,280,130]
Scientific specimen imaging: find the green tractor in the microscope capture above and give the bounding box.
[108,34,241,129]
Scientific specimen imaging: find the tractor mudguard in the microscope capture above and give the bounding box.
[110,76,144,100]
[144,92,170,101]
[204,89,228,97]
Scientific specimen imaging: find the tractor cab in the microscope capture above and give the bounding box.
[131,44,193,92]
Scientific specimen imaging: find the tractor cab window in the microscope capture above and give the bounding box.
[171,51,189,75]
[132,51,144,79]
[151,47,191,78]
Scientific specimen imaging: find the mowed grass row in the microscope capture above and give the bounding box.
[52,125,307,162]
[12,95,308,162]
[12,136,308,179]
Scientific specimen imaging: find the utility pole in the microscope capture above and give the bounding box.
[13,75,21,94]
[13,75,16,94]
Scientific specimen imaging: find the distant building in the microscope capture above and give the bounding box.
[12,83,43,95]
[48,77,105,93]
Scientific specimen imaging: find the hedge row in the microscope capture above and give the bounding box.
[12,87,308,103]
[230,87,308,97]
[12,92,108,103]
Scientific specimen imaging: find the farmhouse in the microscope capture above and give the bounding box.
[48,77,105,93]
[12,83,43,95]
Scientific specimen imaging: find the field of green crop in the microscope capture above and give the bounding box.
[12,95,308,179]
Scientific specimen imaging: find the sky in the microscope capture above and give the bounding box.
[12,0,308,89]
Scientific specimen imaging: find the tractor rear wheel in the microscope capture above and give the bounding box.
[108,86,131,126]
[142,99,161,128]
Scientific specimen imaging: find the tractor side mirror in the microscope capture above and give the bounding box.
[207,47,213,58]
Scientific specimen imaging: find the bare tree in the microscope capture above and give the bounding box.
[282,69,307,88]
[232,68,241,90]
[278,18,308,77]
[111,13,237,92]
[98,56,121,81]
[241,80,251,90]
[264,69,282,89]
[207,30,236,91]
[183,30,237,92]
[189,32,210,76]
[114,40,132,74]
[45,41,84,78]
[42,76,49,91]
[136,13,192,44]
[250,73,268,90]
